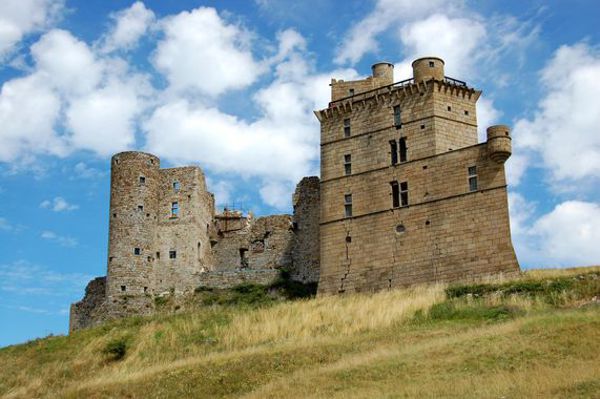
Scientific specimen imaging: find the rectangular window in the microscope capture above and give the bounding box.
[169,250,177,259]
[391,181,400,208]
[134,248,141,255]
[156,251,160,259]
[393,105,401,128]
[400,182,409,206]
[173,181,180,192]
[468,166,478,191]
[137,205,144,211]
[399,137,407,162]
[344,154,351,175]
[171,201,179,217]
[344,194,352,217]
[348,88,355,96]
[390,140,398,165]
[139,176,146,185]
[121,285,126,292]
[343,118,351,137]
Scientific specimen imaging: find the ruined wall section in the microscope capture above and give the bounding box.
[69,277,107,332]
[154,167,214,294]
[291,176,320,283]
[211,215,294,271]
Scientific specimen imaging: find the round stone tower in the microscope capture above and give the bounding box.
[371,62,394,85]
[412,57,445,82]
[107,151,160,302]
[486,125,512,163]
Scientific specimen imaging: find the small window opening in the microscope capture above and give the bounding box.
[156,251,160,259]
[137,205,144,211]
[114,159,120,165]
[390,140,398,165]
[426,220,431,225]
[147,256,152,262]
[139,176,146,185]
[396,224,406,233]
[393,105,401,128]
[421,124,425,130]
[344,194,353,218]
[109,256,114,263]
[344,154,352,175]
[400,182,409,206]
[348,88,355,96]
[429,61,435,68]
[197,242,202,262]
[120,285,126,292]
[171,201,179,217]
[447,105,452,111]
[239,248,249,268]
[173,181,180,192]
[464,110,469,116]
[343,118,351,137]
[169,250,177,259]
[391,181,400,208]
[144,287,148,293]
[399,137,407,162]
[468,166,478,191]
[112,213,117,218]
[345,235,352,243]
[134,248,141,255]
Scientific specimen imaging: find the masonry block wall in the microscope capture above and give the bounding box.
[315,57,519,295]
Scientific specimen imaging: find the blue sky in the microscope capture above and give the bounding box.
[0,0,599,347]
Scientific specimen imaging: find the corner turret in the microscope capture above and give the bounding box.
[412,57,445,82]
[486,125,512,163]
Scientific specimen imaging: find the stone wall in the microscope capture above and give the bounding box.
[197,270,281,289]
[211,215,294,271]
[291,176,320,283]
[69,277,107,331]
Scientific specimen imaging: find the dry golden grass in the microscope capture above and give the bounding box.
[1,266,598,399]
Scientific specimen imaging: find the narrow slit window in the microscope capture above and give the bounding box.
[400,182,409,206]
[169,250,177,259]
[139,176,146,185]
[344,154,352,175]
[391,181,400,208]
[343,118,351,137]
[390,140,398,165]
[344,194,353,218]
[173,181,180,192]
[171,201,179,217]
[393,105,401,128]
[468,166,478,191]
[399,137,407,162]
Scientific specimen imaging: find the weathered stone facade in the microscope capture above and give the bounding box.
[315,57,519,295]
[71,56,520,331]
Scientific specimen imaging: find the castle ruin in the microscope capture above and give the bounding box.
[70,57,519,330]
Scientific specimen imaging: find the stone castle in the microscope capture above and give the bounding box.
[70,57,519,331]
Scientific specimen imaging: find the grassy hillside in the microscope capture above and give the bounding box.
[1,267,599,398]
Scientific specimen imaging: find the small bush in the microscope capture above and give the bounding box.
[154,296,168,306]
[414,301,521,324]
[103,338,128,361]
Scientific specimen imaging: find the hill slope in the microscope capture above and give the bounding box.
[1,267,599,398]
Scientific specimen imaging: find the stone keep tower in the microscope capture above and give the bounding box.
[315,57,519,295]
[106,151,215,316]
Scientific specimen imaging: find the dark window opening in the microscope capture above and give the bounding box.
[393,105,401,128]
[147,256,152,262]
[146,213,150,217]
[429,61,435,68]
[343,118,351,137]
[134,248,141,255]
[423,165,428,170]
[468,166,478,191]
[464,110,469,115]
[399,137,407,162]
[197,242,202,261]
[391,181,400,208]
[144,287,148,293]
[169,250,176,259]
[396,224,406,233]
[348,88,355,96]
[139,176,146,184]
[390,140,398,165]
[156,251,160,259]
[114,159,119,165]
[425,220,431,225]
[344,154,351,175]
[421,124,425,129]
[138,205,144,211]
[344,194,352,218]
[447,106,452,111]
[345,235,352,243]
[112,213,117,218]
[109,257,114,263]
[171,201,179,217]
[173,181,180,192]
[239,248,249,268]
[121,285,126,292]
[400,182,409,206]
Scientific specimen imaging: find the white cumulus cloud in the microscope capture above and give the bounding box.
[98,1,155,53]
[40,197,78,212]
